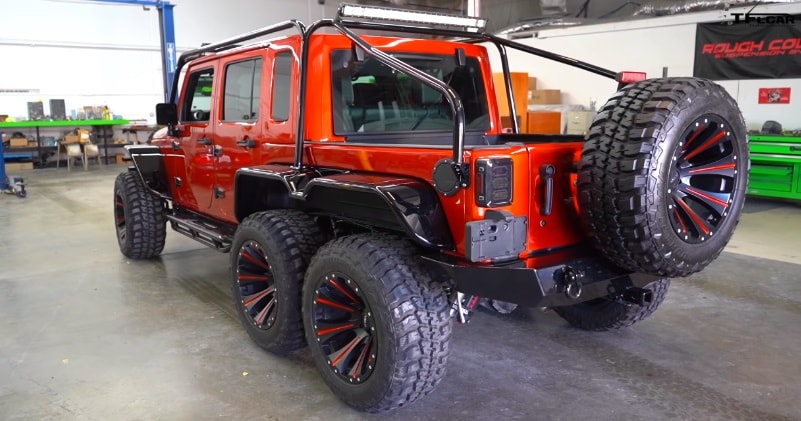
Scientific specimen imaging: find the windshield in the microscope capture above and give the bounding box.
[331,49,490,135]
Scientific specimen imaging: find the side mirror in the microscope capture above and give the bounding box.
[156,103,178,126]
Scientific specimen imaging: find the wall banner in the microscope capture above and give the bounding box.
[694,18,801,80]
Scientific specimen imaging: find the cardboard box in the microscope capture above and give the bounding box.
[78,129,91,143]
[63,134,80,144]
[529,77,538,91]
[526,111,562,134]
[500,115,523,132]
[5,162,34,171]
[565,110,597,135]
[493,72,529,125]
[529,89,561,105]
[115,153,127,164]
[9,138,28,148]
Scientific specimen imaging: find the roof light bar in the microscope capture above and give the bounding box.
[338,3,487,32]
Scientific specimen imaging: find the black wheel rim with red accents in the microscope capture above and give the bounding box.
[235,241,277,330]
[311,273,377,384]
[668,114,741,244]
[114,193,126,243]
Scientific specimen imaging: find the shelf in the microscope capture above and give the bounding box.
[0,119,130,128]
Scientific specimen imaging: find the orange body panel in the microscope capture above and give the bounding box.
[153,32,588,261]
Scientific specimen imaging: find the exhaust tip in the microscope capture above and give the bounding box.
[562,266,583,300]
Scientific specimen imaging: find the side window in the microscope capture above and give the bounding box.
[182,68,214,122]
[223,58,263,121]
[271,52,293,122]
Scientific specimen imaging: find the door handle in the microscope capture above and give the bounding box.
[197,137,212,145]
[540,164,555,216]
[236,139,256,148]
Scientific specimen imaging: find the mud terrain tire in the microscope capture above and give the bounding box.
[579,78,748,277]
[230,210,326,355]
[302,234,452,413]
[113,171,166,259]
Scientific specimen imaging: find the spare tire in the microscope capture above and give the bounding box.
[578,78,748,277]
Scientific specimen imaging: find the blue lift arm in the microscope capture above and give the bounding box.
[87,0,177,101]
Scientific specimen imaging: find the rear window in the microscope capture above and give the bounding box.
[330,49,490,135]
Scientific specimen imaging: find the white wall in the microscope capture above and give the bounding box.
[491,2,801,131]
[0,0,339,122]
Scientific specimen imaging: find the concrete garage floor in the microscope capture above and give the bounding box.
[1,165,800,421]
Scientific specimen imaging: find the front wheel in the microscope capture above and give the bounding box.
[113,171,166,259]
[302,234,452,413]
[553,278,670,331]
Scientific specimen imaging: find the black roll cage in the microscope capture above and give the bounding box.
[167,3,620,192]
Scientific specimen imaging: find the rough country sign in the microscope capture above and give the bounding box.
[694,16,801,79]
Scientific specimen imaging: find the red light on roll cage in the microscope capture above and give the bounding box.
[618,71,647,84]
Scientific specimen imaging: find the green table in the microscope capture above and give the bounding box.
[748,135,801,200]
[0,119,130,166]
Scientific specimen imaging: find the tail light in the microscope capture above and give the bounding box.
[475,157,513,207]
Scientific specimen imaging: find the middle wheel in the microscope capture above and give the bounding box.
[303,233,452,413]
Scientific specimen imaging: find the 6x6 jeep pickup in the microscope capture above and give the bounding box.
[114,3,748,413]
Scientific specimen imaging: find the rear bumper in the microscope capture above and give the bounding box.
[421,253,662,307]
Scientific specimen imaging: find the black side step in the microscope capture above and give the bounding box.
[166,214,233,252]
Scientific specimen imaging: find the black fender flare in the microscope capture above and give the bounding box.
[234,166,454,251]
[126,145,170,197]
[304,173,454,250]
[234,165,299,221]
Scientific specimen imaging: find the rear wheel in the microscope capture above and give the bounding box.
[579,78,748,277]
[302,234,451,413]
[230,210,325,355]
[113,171,166,259]
[554,278,670,331]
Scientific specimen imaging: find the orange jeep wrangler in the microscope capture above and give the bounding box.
[114,3,748,413]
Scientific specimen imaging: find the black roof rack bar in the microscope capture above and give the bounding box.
[337,20,468,168]
[294,18,327,171]
[341,21,617,81]
[469,34,618,80]
[169,19,306,102]
[293,18,469,171]
[494,42,520,133]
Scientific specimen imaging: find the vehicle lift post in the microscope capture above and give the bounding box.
[83,0,177,101]
[0,137,7,190]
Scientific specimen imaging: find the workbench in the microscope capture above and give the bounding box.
[0,119,130,167]
[748,135,801,201]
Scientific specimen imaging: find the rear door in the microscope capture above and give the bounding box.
[211,53,265,222]
[178,64,217,212]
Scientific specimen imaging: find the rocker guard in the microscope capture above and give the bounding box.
[421,252,662,308]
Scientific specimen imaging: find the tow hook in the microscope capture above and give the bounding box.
[622,287,653,306]
[561,266,583,300]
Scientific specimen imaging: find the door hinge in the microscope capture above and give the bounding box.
[214,187,225,199]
